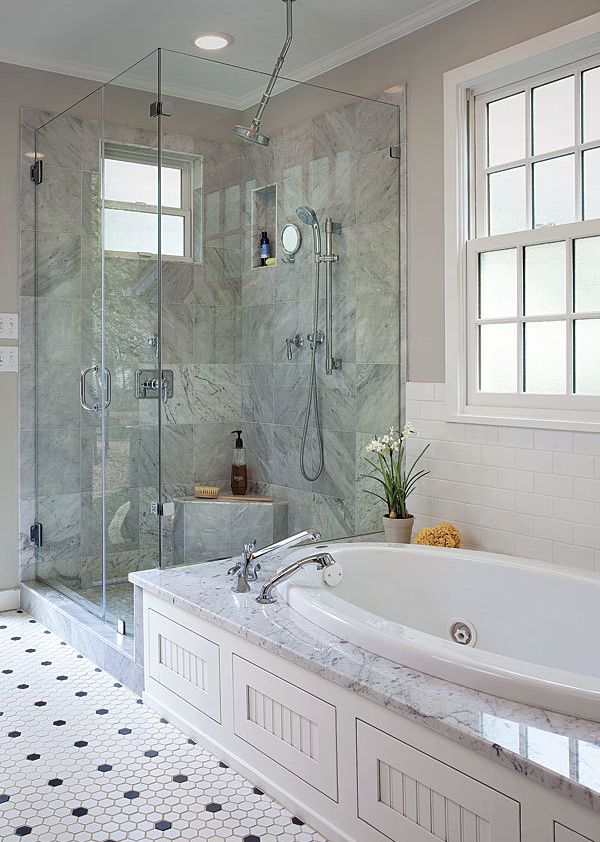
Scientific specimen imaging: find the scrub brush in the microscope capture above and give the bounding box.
[194,485,220,499]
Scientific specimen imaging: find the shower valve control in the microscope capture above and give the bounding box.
[135,369,174,400]
[285,334,304,360]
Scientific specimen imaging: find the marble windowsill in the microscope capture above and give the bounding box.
[130,547,600,814]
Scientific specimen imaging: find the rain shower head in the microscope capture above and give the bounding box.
[232,123,271,147]
[232,0,295,146]
[296,206,321,256]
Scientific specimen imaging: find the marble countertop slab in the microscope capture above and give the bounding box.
[130,546,600,814]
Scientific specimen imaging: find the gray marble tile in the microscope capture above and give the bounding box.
[312,492,355,540]
[242,141,274,189]
[272,499,289,542]
[18,296,36,367]
[268,484,312,534]
[273,424,314,491]
[356,364,400,433]
[314,429,355,500]
[243,422,274,487]
[241,268,274,307]
[196,139,242,190]
[36,233,82,298]
[20,107,53,164]
[18,496,37,581]
[162,302,194,364]
[224,185,241,234]
[242,305,273,364]
[80,366,140,430]
[273,119,313,181]
[273,362,311,427]
[101,298,159,367]
[36,297,82,365]
[160,423,194,499]
[317,363,357,433]
[101,256,159,302]
[204,189,222,239]
[19,363,35,433]
[357,148,399,226]
[80,426,105,496]
[355,431,386,534]
[193,422,236,490]
[194,305,240,364]
[19,430,35,499]
[356,97,401,154]
[183,499,230,562]
[81,119,102,173]
[36,112,82,170]
[357,217,400,295]
[36,492,82,564]
[230,502,275,554]
[313,102,357,160]
[19,229,35,296]
[242,364,274,424]
[162,261,193,305]
[82,171,101,238]
[194,262,241,307]
[356,292,399,363]
[311,152,357,229]
[82,487,140,557]
[20,165,35,232]
[36,165,82,233]
[162,364,241,425]
[272,299,313,366]
[35,364,81,430]
[37,428,80,495]
[138,486,160,550]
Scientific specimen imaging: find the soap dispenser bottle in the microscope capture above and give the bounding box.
[231,430,247,495]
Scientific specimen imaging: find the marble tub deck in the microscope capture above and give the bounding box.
[131,545,600,815]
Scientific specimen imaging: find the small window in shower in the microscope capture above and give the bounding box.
[103,143,196,259]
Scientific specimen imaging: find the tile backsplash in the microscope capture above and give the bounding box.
[406,382,600,572]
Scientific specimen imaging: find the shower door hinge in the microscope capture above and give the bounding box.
[150,501,175,518]
[29,160,43,185]
[29,522,43,547]
[389,146,401,160]
[150,101,171,118]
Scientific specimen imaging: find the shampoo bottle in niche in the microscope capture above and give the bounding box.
[231,430,247,495]
[260,231,271,266]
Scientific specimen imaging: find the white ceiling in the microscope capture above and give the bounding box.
[0,0,480,107]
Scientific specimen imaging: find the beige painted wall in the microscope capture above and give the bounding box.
[1,0,599,591]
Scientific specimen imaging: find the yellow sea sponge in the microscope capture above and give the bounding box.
[414,522,461,548]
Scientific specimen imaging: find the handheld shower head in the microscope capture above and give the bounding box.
[296,206,321,256]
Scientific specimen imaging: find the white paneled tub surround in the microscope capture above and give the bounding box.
[279,542,600,722]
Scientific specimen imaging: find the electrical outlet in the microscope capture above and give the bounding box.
[0,347,18,372]
[0,313,18,340]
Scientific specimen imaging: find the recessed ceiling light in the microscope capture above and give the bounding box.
[194,32,234,51]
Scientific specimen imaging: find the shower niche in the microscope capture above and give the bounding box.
[250,183,278,269]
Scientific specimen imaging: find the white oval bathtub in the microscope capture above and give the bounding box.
[278,542,600,722]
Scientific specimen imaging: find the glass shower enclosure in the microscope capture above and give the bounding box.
[28,49,404,634]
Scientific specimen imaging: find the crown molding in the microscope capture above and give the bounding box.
[0,0,481,110]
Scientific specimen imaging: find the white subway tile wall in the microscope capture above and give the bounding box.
[406,383,600,571]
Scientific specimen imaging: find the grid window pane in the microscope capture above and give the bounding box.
[104,159,182,207]
[574,319,600,395]
[487,93,526,166]
[523,241,566,316]
[533,155,575,227]
[524,321,566,393]
[532,76,574,155]
[583,66,600,143]
[104,209,184,256]
[574,236,600,312]
[488,167,526,235]
[583,147,600,221]
[479,249,518,318]
[479,323,517,392]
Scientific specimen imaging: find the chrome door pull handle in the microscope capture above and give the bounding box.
[80,365,99,412]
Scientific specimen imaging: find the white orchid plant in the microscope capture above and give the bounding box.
[362,423,430,520]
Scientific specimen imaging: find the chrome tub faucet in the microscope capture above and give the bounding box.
[228,529,321,594]
[256,551,336,604]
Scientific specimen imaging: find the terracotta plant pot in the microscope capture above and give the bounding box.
[382,514,414,544]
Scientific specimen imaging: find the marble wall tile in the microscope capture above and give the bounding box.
[355,97,400,154]
[19,229,35,296]
[317,364,357,433]
[193,306,240,364]
[36,297,83,365]
[20,107,53,164]
[101,298,159,367]
[162,303,194,364]
[273,362,311,427]
[19,165,35,232]
[138,486,160,550]
[356,292,399,364]
[272,299,313,366]
[81,119,102,173]
[230,502,275,554]
[311,152,357,230]
[102,256,158,302]
[242,305,273,364]
[159,424,194,499]
[36,493,82,564]
[312,492,355,539]
[273,424,314,492]
[37,233,82,298]
[163,364,241,425]
[242,141,274,189]
[37,428,80,495]
[243,422,274,487]
[357,217,400,295]
[18,496,37,582]
[196,139,242,190]
[80,366,140,430]
[204,189,222,239]
[81,488,140,557]
[183,499,230,562]
[19,430,35,499]
[35,364,81,430]
[193,422,237,489]
[313,103,357,161]
[356,364,400,433]
[272,119,313,181]
[36,113,82,170]
[194,263,241,307]
[357,148,399,227]
[241,268,274,307]
[242,364,274,424]
[104,425,140,492]
[162,261,193,305]
[355,431,385,534]
[19,364,35,432]
[313,430,355,500]
[268,484,312,534]
[36,166,82,233]
[18,296,35,367]
[80,427,105,496]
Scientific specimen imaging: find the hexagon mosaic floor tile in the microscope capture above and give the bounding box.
[0,610,328,842]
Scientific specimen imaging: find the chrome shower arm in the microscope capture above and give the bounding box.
[249,0,295,131]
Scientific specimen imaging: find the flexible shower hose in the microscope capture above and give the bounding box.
[300,261,325,481]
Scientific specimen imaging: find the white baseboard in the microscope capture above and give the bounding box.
[0,588,20,611]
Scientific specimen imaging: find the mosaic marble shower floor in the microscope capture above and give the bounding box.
[0,610,327,842]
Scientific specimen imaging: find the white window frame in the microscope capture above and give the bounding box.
[445,11,600,431]
[103,142,196,262]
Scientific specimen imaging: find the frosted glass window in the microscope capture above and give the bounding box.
[575,320,600,395]
[487,93,526,166]
[533,155,575,227]
[524,321,566,393]
[104,209,184,256]
[104,159,182,207]
[583,66,600,143]
[532,77,574,155]
[479,249,518,318]
[524,241,566,316]
[527,727,569,776]
[488,167,526,235]
[583,147,600,221]
[574,237,600,312]
[479,324,517,392]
